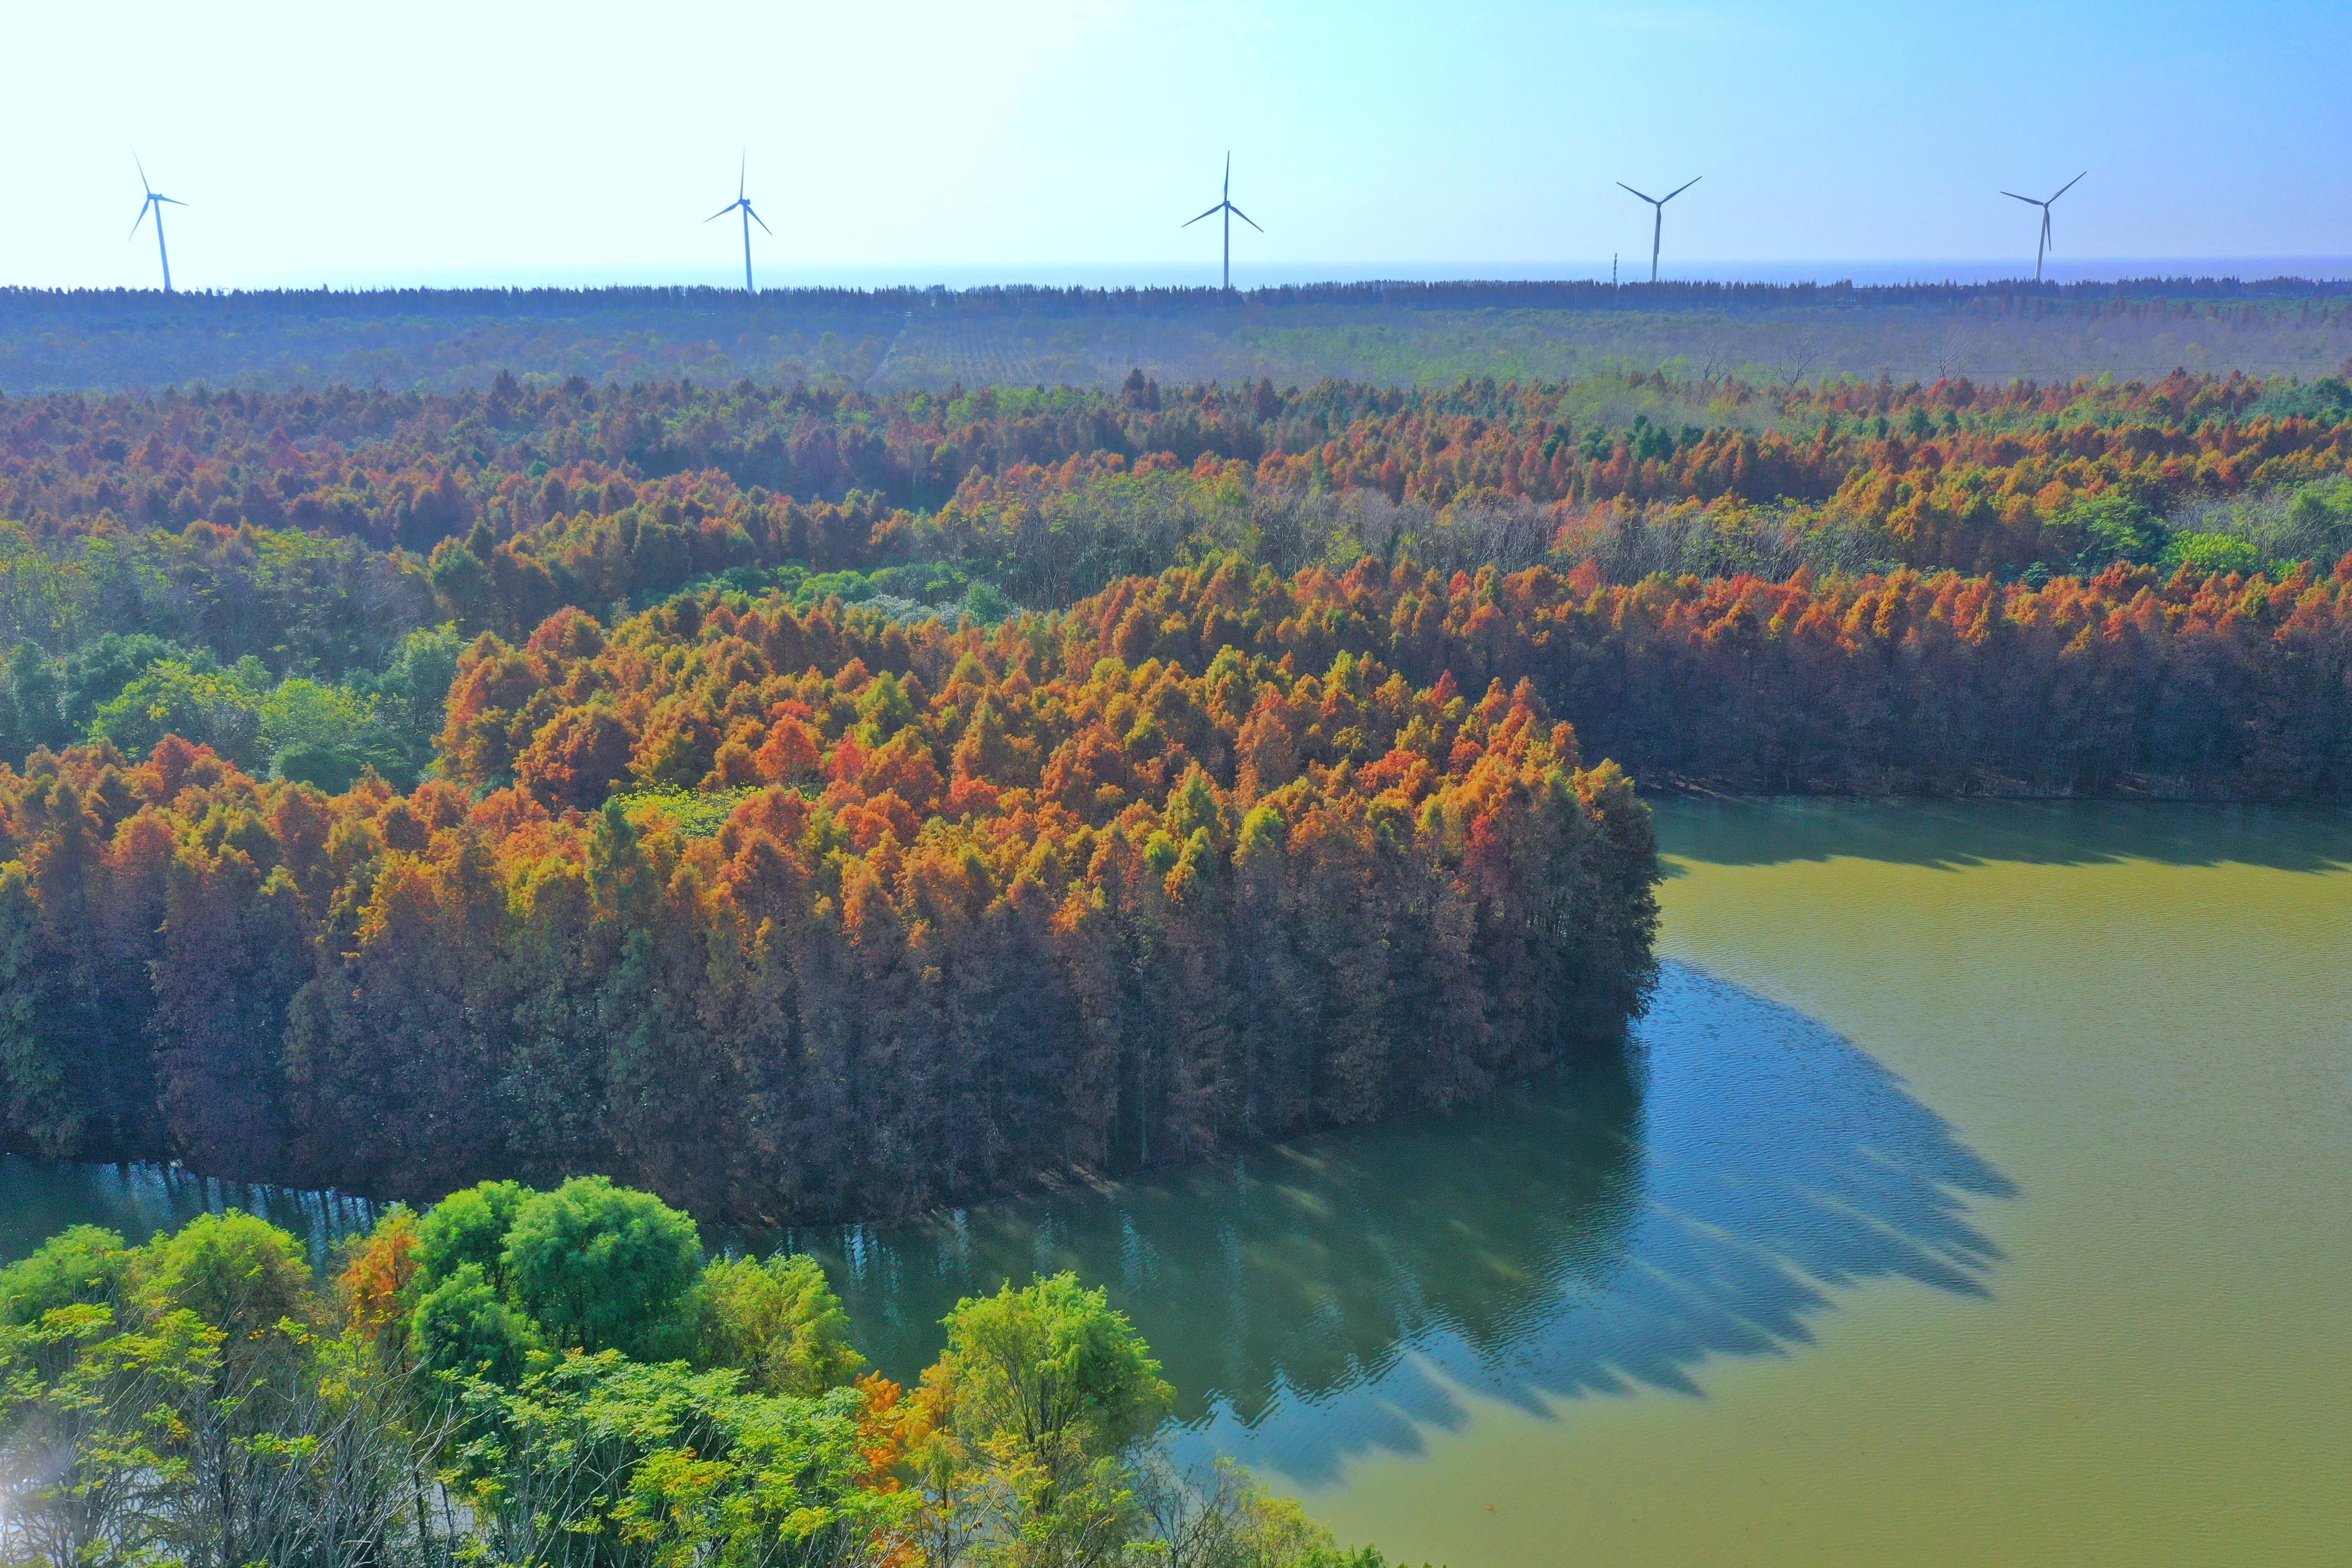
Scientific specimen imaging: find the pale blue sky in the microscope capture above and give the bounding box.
[6,0,2348,290]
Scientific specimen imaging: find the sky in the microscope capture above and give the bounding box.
[5,0,2349,292]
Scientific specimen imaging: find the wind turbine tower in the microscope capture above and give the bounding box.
[1184,154,1262,292]
[706,155,772,294]
[2001,172,2086,284]
[129,156,187,294]
[1616,178,1700,285]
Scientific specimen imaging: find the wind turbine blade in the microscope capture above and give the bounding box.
[2050,170,2087,202]
[1616,182,1658,204]
[707,203,737,222]
[1229,205,1263,232]
[134,152,152,196]
[156,195,186,207]
[130,200,151,239]
[1183,204,1222,227]
[739,150,747,202]
[748,205,772,235]
[2000,192,2042,206]
[1663,176,1703,202]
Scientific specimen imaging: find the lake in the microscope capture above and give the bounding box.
[6,800,2347,1566]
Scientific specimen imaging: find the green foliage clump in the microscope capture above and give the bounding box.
[931,1272,1172,1462]
[2058,492,2168,572]
[413,1177,532,1287]
[611,784,763,839]
[87,658,271,767]
[498,1176,705,1362]
[2252,374,2352,425]
[687,1252,867,1396]
[2,616,459,785]
[0,1226,131,1325]
[410,1262,543,1383]
[128,1209,314,1341]
[670,559,1014,627]
[2281,475,2352,565]
[444,1350,902,1568]
[2160,532,2262,575]
[0,1193,1401,1568]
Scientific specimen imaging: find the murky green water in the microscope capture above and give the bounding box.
[6,801,2347,1566]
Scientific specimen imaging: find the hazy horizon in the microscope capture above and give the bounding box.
[16,258,2352,298]
[7,2,2345,295]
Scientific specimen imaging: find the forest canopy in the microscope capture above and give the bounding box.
[6,365,2351,798]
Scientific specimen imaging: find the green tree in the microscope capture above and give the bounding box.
[359,622,466,781]
[2160,531,2262,575]
[412,1262,544,1385]
[929,1274,1171,1465]
[415,1177,536,1290]
[2,1212,433,1568]
[0,1226,131,1326]
[260,676,392,792]
[87,659,265,768]
[913,1276,1171,1568]
[130,1209,315,1343]
[3,644,69,756]
[0,1302,224,1568]
[2278,475,2352,565]
[52,633,190,739]
[687,1253,866,1396]
[446,1351,904,1568]
[501,1176,703,1361]
[2058,492,2168,572]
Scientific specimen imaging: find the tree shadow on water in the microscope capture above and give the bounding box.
[789,962,2014,1488]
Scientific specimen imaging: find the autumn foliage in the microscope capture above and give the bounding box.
[7,370,2349,607]
[1062,554,2352,796]
[0,571,1661,1220]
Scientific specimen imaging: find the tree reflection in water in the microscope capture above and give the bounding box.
[0,960,2009,1489]
[778,962,2013,1485]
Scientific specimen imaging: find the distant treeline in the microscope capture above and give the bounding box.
[9,278,2352,395]
[12,275,2352,321]
[1078,557,2352,797]
[6,367,2348,558]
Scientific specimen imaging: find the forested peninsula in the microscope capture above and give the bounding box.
[0,577,1661,1216]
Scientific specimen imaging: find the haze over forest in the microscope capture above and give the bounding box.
[8,278,2352,399]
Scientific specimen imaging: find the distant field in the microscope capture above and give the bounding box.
[3,279,2349,395]
[870,301,2352,390]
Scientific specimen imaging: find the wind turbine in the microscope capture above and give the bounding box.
[1616,177,1700,285]
[706,154,771,294]
[129,155,186,294]
[2001,172,2086,284]
[1183,154,1262,292]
